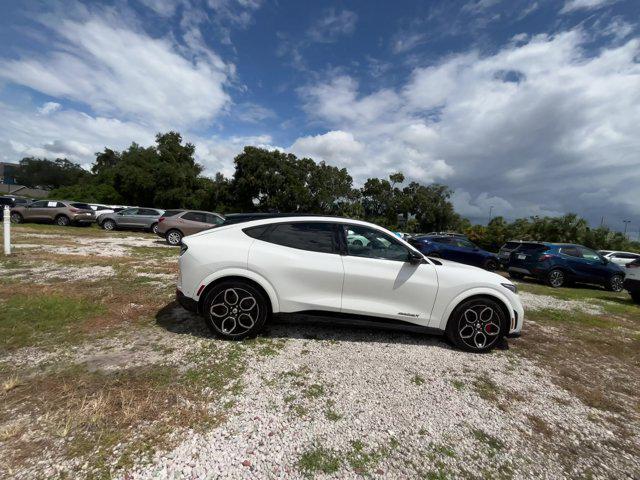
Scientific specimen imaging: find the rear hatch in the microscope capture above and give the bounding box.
[499,241,520,260]
[509,242,549,270]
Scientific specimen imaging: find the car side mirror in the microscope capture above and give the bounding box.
[408,250,424,265]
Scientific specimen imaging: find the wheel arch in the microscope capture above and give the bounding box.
[196,270,279,315]
[54,213,70,223]
[437,288,514,332]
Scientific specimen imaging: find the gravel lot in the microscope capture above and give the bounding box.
[1,225,638,479]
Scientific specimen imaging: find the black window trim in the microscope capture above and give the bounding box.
[244,220,340,255]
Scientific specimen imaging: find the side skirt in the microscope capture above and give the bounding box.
[274,310,444,336]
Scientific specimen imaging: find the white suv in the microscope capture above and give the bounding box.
[177,217,523,352]
[599,250,640,267]
[623,258,640,303]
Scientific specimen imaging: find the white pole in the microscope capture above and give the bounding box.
[3,205,10,255]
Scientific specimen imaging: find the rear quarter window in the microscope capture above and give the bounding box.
[71,203,92,210]
[261,222,336,254]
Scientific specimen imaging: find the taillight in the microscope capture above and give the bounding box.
[627,262,640,269]
[538,254,555,261]
[69,208,79,213]
[158,217,165,222]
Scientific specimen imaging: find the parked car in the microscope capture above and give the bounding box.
[599,250,640,267]
[89,204,128,222]
[498,240,524,268]
[409,235,500,270]
[0,196,16,219]
[98,207,164,233]
[0,195,30,207]
[158,210,225,245]
[10,199,95,226]
[508,242,625,291]
[176,216,523,352]
[623,258,640,303]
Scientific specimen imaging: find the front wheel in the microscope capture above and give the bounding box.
[202,281,269,339]
[102,219,116,231]
[483,259,499,271]
[607,275,624,292]
[547,269,565,288]
[446,298,506,352]
[150,223,159,235]
[166,229,183,246]
[10,212,22,224]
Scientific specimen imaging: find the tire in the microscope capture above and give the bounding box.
[166,229,183,246]
[484,259,499,271]
[10,212,22,224]
[55,215,70,226]
[546,268,565,288]
[102,219,116,231]
[446,297,506,353]
[509,272,524,280]
[606,275,624,292]
[150,223,159,235]
[631,291,640,304]
[202,280,269,340]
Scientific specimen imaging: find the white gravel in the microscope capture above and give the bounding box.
[518,291,604,315]
[123,318,638,480]
[13,234,171,257]
[0,262,115,283]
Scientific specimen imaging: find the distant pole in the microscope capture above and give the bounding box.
[489,205,494,221]
[3,205,10,255]
[623,220,631,238]
[600,216,604,227]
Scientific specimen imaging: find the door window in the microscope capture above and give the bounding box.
[560,246,580,257]
[29,200,48,208]
[205,213,224,225]
[182,212,206,223]
[343,225,409,262]
[262,222,336,254]
[119,208,138,216]
[138,209,159,216]
[579,247,601,261]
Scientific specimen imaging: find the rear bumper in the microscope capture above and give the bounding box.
[176,289,198,313]
[509,266,531,275]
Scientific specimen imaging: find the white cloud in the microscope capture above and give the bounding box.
[138,0,178,17]
[295,29,640,222]
[290,131,364,165]
[560,0,619,13]
[37,102,61,115]
[309,9,358,43]
[391,32,427,54]
[0,12,231,128]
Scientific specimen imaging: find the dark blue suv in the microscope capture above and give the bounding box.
[409,235,500,270]
[508,242,625,291]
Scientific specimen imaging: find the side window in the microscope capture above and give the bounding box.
[139,208,158,216]
[263,222,336,254]
[580,247,601,261]
[560,247,580,257]
[29,200,48,208]
[344,225,409,262]
[205,213,224,225]
[183,212,206,223]
[121,208,138,216]
[243,225,269,239]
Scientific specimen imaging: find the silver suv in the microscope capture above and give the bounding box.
[98,207,164,233]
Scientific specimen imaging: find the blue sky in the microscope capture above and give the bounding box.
[0,0,639,228]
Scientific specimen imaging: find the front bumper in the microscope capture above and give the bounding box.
[176,289,198,313]
[623,278,640,292]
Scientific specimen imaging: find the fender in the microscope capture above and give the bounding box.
[431,286,515,331]
[196,268,280,313]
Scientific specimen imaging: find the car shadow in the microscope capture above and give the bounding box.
[153,301,511,350]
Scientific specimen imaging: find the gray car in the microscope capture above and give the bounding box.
[98,207,164,234]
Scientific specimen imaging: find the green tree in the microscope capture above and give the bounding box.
[16,157,89,189]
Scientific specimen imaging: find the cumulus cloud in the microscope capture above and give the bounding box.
[37,102,62,115]
[294,29,640,222]
[137,0,177,17]
[290,131,364,165]
[0,12,232,127]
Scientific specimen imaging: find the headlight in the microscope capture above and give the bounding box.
[501,283,518,294]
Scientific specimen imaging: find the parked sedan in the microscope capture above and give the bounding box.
[409,235,500,270]
[176,216,523,352]
[10,200,95,226]
[599,250,640,266]
[98,207,164,233]
[508,242,625,291]
[157,210,224,245]
[623,258,640,303]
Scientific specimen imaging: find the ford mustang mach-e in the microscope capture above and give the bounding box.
[176,217,523,352]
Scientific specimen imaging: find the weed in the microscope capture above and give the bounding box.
[298,447,341,476]
[473,374,501,403]
[411,374,426,386]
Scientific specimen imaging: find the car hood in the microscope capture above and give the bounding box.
[428,256,511,286]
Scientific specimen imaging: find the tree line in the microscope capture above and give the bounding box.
[14,131,639,253]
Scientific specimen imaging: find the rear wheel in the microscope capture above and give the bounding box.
[202,281,269,339]
[547,269,565,288]
[150,222,159,234]
[166,229,183,246]
[606,275,624,292]
[102,219,116,231]
[10,212,22,224]
[446,298,506,353]
[483,259,499,271]
[55,215,70,226]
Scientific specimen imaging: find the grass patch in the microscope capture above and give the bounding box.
[304,383,325,399]
[451,379,465,390]
[298,447,341,476]
[473,374,501,403]
[324,400,342,421]
[471,429,504,457]
[529,308,617,329]
[411,374,426,386]
[0,293,106,351]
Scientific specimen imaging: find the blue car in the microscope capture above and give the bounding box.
[409,235,500,270]
[508,242,625,291]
